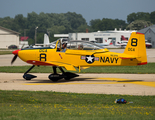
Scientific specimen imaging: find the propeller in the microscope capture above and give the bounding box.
[11,44,25,65]
[21,44,25,49]
[11,54,18,64]
[11,49,20,65]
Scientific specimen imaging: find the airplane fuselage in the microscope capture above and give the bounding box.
[18,47,139,68]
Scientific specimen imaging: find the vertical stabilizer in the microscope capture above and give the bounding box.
[124,32,147,65]
[43,34,50,47]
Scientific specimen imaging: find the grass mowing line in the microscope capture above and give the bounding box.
[0,90,155,120]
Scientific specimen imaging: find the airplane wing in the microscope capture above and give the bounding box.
[44,61,90,72]
[45,61,77,71]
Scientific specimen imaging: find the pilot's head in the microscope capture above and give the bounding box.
[78,44,83,50]
[62,43,67,48]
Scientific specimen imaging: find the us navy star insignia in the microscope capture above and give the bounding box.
[85,55,95,64]
[86,56,94,62]
[81,55,99,64]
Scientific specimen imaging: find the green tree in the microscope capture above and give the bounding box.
[36,33,44,44]
[127,12,150,24]
[28,38,34,45]
[14,14,27,29]
[27,12,39,29]
[0,17,15,30]
[38,12,52,29]
[65,12,87,30]
[89,19,101,31]
[126,20,153,30]
[90,18,127,31]
[114,19,127,29]
[150,11,155,24]
[77,24,93,32]
[127,13,137,24]
[48,25,66,34]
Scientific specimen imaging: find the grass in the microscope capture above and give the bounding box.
[0,63,155,74]
[0,51,13,55]
[0,90,155,120]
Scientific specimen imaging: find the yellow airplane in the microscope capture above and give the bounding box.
[12,32,147,81]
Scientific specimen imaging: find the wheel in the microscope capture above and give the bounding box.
[64,77,71,80]
[63,72,79,80]
[23,74,37,80]
[48,74,63,82]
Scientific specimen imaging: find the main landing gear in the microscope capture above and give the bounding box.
[48,66,79,82]
[23,65,79,82]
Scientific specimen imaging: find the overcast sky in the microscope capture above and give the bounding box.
[0,0,155,24]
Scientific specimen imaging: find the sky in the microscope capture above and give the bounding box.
[0,0,155,24]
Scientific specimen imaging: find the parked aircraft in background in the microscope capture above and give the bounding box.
[90,35,129,48]
[121,35,128,41]
[90,40,110,46]
[145,40,152,48]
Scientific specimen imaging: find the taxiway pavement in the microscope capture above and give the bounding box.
[0,73,155,95]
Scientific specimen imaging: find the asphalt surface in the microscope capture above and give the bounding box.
[0,49,155,95]
[0,73,155,95]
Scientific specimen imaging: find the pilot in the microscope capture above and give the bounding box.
[78,44,83,50]
[62,43,67,52]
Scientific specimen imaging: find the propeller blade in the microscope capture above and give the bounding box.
[21,44,25,49]
[11,54,18,64]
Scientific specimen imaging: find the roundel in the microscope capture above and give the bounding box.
[85,55,95,64]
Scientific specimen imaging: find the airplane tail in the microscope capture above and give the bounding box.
[124,32,147,65]
[121,35,128,41]
[43,34,50,47]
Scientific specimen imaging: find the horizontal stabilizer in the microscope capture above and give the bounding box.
[119,53,136,59]
[120,57,135,59]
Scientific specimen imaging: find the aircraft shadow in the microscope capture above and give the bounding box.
[25,78,96,83]
[22,77,143,84]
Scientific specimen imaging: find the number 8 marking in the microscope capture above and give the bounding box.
[131,38,138,46]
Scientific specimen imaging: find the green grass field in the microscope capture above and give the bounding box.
[0,63,155,74]
[0,51,13,55]
[0,90,155,120]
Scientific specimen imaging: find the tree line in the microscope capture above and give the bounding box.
[0,11,155,44]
